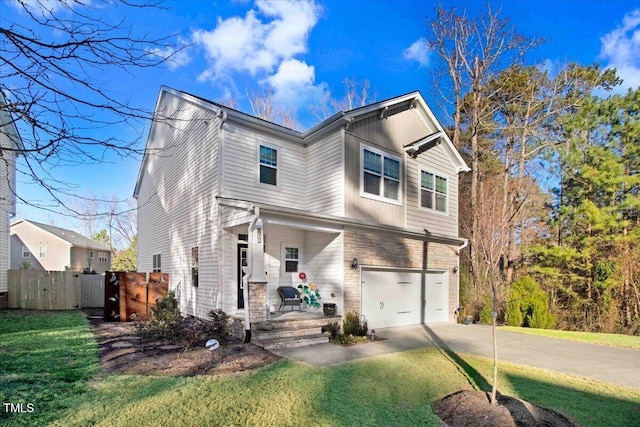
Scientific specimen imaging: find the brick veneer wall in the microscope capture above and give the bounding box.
[343,230,459,321]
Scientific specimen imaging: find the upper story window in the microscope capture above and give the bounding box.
[22,245,31,258]
[153,253,162,272]
[421,170,448,213]
[259,145,278,186]
[98,252,108,263]
[361,145,401,203]
[89,250,94,259]
[39,246,47,258]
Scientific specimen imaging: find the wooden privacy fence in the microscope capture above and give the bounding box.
[7,270,105,310]
[104,271,169,322]
[81,274,105,307]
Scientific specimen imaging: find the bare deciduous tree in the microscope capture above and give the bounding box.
[1,0,183,214]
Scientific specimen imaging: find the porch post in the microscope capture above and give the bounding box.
[248,218,268,324]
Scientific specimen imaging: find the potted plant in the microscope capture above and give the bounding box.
[323,303,337,316]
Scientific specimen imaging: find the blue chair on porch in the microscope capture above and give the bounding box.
[277,286,301,312]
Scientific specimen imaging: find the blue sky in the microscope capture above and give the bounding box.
[5,0,640,236]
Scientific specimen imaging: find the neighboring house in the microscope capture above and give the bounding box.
[10,220,112,273]
[134,87,469,330]
[1,91,21,308]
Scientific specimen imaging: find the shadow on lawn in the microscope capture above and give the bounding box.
[422,324,490,391]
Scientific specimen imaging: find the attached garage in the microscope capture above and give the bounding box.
[361,268,449,329]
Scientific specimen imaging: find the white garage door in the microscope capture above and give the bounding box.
[361,269,448,329]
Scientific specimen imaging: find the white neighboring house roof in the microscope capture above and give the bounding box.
[133,87,470,198]
[10,219,111,251]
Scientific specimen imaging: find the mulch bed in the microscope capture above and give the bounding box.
[86,313,280,376]
[433,390,581,427]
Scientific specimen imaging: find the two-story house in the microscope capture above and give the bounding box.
[134,87,469,330]
[10,220,112,273]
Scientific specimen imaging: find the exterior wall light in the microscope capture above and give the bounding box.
[351,257,359,270]
[452,265,459,273]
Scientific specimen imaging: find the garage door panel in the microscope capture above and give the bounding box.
[362,270,422,329]
[362,269,449,328]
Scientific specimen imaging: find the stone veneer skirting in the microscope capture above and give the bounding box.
[343,230,459,321]
[248,281,267,324]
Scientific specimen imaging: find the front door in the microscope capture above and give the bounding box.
[237,243,248,309]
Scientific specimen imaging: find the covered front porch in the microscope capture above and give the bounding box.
[219,199,345,326]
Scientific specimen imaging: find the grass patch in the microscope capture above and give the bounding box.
[3,310,639,427]
[0,310,99,427]
[498,326,640,349]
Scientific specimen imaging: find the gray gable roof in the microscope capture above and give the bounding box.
[16,220,111,251]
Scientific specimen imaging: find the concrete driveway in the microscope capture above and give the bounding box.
[271,323,640,390]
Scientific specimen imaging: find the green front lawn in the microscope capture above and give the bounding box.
[499,325,640,349]
[2,310,639,427]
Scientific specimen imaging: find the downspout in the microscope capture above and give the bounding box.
[244,206,260,343]
[455,239,469,315]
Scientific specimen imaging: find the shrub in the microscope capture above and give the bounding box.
[479,297,494,325]
[505,276,555,329]
[343,310,368,336]
[136,291,185,341]
[326,322,340,339]
[204,309,233,344]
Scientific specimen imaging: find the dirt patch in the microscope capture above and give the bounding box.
[433,390,581,427]
[86,313,280,376]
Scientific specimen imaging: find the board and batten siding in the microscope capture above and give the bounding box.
[305,130,344,216]
[221,124,305,207]
[406,143,459,235]
[136,91,221,318]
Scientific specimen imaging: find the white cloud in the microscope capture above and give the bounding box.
[266,59,328,108]
[147,37,192,70]
[403,38,431,68]
[193,0,321,78]
[599,9,640,91]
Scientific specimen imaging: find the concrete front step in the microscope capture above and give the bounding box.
[268,314,341,329]
[257,333,329,350]
[254,324,323,341]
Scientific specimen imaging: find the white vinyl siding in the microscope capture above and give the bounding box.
[406,143,459,235]
[222,124,304,207]
[304,231,343,314]
[305,131,343,215]
[135,90,221,318]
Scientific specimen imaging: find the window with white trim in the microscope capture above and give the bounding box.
[361,146,401,202]
[39,246,47,258]
[259,145,277,186]
[284,247,299,273]
[98,252,108,263]
[89,250,94,259]
[22,245,30,258]
[420,170,448,213]
[153,253,162,272]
